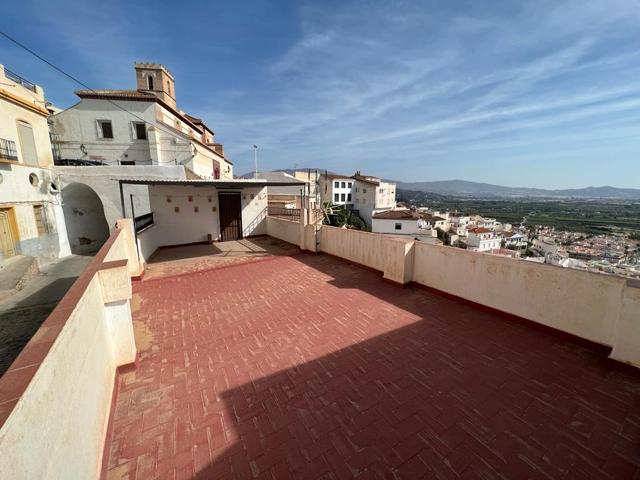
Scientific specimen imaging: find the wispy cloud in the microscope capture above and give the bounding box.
[4,0,639,188]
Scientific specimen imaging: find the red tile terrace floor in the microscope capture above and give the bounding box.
[104,252,640,479]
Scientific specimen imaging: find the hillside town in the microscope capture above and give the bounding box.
[254,168,640,279]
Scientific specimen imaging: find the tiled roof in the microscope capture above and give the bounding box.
[75,89,157,101]
[422,214,445,222]
[469,227,492,234]
[351,173,380,185]
[373,210,419,220]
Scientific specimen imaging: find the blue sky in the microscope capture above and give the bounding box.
[2,0,640,188]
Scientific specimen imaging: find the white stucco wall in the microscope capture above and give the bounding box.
[52,98,233,177]
[267,217,300,245]
[372,218,420,235]
[412,242,628,345]
[0,224,137,479]
[0,66,53,169]
[0,165,70,260]
[52,99,157,165]
[55,165,187,235]
[145,184,267,247]
[319,226,387,272]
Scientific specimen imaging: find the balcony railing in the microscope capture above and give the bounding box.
[4,68,37,93]
[0,138,19,162]
[268,206,301,220]
[134,212,154,233]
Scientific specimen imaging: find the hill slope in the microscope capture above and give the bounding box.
[390,179,640,199]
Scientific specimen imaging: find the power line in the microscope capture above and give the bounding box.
[0,30,195,146]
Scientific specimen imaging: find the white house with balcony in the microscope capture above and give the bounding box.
[319,173,355,206]
[467,227,500,252]
[0,64,70,263]
[51,63,232,180]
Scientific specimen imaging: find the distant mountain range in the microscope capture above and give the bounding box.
[389,179,640,199]
[241,170,640,199]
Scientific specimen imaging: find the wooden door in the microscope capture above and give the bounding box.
[0,209,17,258]
[218,192,242,241]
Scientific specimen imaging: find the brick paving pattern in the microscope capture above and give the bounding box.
[105,253,640,479]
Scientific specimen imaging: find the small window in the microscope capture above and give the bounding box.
[17,121,38,166]
[334,181,339,188]
[334,193,339,202]
[347,194,352,202]
[340,193,346,201]
[98,120,113,139]
[33,205,46,236]
[363,188,367,193]
[120,160,135,166]
[133,122,147,140]
[148,76,154,90]
[395,223,402,230]
[341,181,346,188]
[348,182,352,188]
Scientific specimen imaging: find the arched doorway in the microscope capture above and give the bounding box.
[61,182,110,254]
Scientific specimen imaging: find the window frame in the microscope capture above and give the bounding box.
[334,193,339,202]
[133,121,147,140]
[97,119,114,139]
[395,223,402,230]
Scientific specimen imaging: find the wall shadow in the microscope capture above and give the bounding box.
[192,253,640,479]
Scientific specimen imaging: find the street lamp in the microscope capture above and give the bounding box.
[253,145,258,179]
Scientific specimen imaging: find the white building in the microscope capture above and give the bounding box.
[351,172,396,227]
[503,231,528,250]
[372,210,426,235]
[467,227,500,252]
[421,214,447,230]
[51,63,233,179]
[319,174,355,207]
[0,64,70,263]
[121,178,305,261]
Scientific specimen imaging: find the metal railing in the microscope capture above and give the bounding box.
[4,68,37,92]
[0,138,18,162]
[268,206,301,220]
[134,212,154,233]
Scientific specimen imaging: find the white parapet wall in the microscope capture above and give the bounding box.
[318,225,387,272]
[412,242,631,346]
[0,219,138,479]
[266,216,301,246]
[306,225,640,368]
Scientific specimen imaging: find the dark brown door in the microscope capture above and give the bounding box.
[218,192,242,241]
